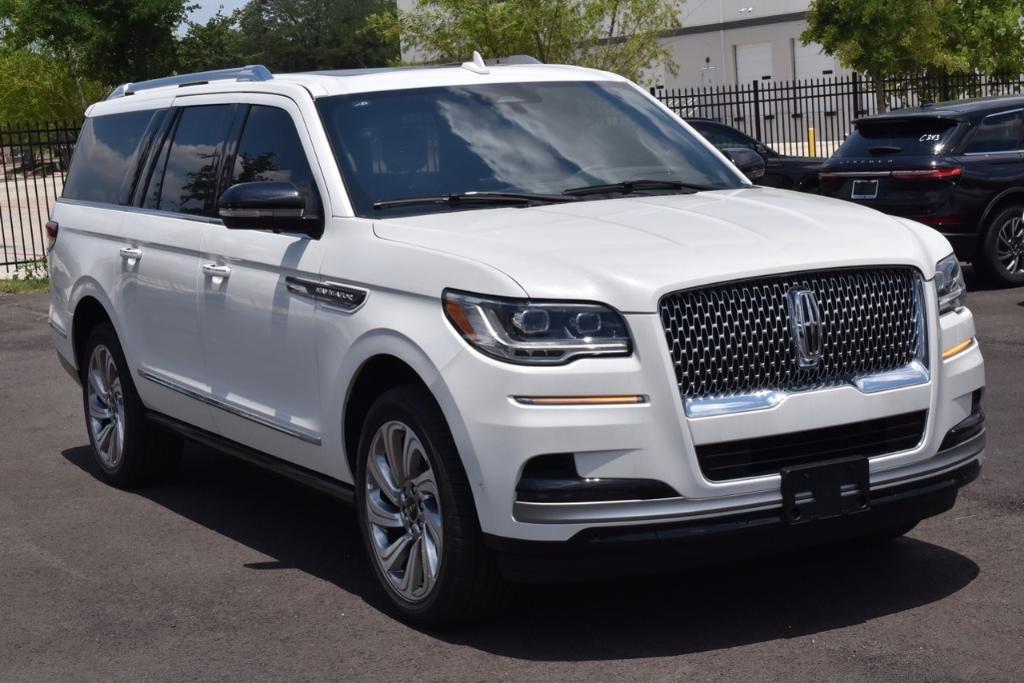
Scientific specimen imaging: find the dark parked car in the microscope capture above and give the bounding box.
[820,96,1024,286]
[686,118,823,192]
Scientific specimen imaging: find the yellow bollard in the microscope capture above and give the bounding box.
[808,127,817,157]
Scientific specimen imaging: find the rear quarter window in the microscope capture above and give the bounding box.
[962,110,1023,154]
[63,110,156,204]
[834,118,960,158]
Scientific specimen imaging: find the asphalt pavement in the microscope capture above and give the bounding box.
[1,282,1022,681]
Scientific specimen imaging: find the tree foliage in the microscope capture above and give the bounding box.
[803,0,1024,109]
[235,0,399,72]
[0,48,107,123]
[176,10,249,73]
[365,0,685,83]
[0,0,193,90]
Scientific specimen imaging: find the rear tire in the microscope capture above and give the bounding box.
[80,322,181,486]
[355,384,504,626]
[976,205,1024,287]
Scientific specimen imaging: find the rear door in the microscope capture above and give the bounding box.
[114,104,235,431]
[192,95,330,470]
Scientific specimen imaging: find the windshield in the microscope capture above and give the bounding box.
[835,118,961,158]
[316,81,745,216]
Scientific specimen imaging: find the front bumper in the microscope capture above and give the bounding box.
[489,442,982,582]
[438,299,985,542]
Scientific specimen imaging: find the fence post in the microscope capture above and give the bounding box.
[752,80,762,141]
[940,73,950,102]
[851,72,859,118]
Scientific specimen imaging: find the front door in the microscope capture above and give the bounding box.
[194,97,329,469]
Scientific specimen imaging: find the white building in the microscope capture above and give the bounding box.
[395,0,845,89]
[655,0,846,89]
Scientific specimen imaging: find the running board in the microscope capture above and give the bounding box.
[147,411,356,504]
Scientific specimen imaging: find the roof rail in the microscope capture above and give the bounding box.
[107,64,273,100]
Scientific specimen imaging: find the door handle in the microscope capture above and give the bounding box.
[202,263,232,281]
[119,247,142,266]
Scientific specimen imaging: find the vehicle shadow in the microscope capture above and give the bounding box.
[62,443,980,661]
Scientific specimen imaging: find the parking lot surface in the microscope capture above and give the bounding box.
[1,284,1022,681]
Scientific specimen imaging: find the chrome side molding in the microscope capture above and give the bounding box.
[138,368,321,445]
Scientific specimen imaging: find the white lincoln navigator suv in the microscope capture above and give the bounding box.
[49,58,986,625]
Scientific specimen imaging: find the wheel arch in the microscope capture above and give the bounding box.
[69,281,122,372]
[978,188,1024,238]
[338,333,484,513]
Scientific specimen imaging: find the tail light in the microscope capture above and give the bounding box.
[891,167,962,181]
[45,220,59,250]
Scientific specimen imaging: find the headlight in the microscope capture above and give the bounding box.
[443,290,632,364]
[934,253,966,314]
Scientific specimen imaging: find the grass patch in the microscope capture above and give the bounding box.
[0,276,49,294]
[1,259,49,294]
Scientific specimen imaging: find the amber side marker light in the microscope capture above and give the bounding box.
[513,395,648,406]
[942,338,975,360]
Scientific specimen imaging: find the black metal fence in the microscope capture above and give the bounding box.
[654,73,1024,158]
[1,121,79,273]
[3,73,1024,273]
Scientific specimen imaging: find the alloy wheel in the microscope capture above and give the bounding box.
[364,420,444,602]
[996,213,1024,275]
[86,344,126,469]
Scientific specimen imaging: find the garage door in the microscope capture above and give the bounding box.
[794,41,837,80]
[736,43,773,85]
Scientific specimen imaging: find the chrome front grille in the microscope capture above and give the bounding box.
[659,267,924,401]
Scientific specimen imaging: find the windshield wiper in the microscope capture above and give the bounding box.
[868,145,903,154]
[562,179,717,197]
[373,191,577,210]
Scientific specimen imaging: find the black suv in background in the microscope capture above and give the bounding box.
[686,118,823,192]
[820,96,1024,286]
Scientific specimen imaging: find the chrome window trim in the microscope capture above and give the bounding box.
[138,367,321,445]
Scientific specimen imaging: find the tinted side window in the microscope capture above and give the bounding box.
[964,110,1023,154]
[63,111,155,204]
[156,105,234,216]
[692,122,755,150]
[229,105,319,216]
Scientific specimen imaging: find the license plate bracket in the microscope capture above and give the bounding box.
[851,179,879,199]
[781,457,870,525]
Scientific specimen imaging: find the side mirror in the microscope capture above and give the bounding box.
[218,181,319,235]
[722,147,766,181]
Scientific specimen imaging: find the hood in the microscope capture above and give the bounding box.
[372,187,947,312]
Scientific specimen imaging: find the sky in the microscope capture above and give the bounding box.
[189,0,249,25]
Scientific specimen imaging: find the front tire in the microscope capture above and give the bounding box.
[976,205,1024,287]
[80,322,181,486]
[355,385,503,626]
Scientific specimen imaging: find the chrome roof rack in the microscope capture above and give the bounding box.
[107,64,273,100]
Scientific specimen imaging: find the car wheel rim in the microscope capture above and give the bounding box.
[364,420,443,603]
[995,214,1024,275]
[86,344,126,469]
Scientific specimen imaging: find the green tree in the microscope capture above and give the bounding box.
[235,0,400,72]
[803,0,1024,111]
[364,0,685,84]
[0,48,106,122]
[177,10,248,73]
[0,0,194,105]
